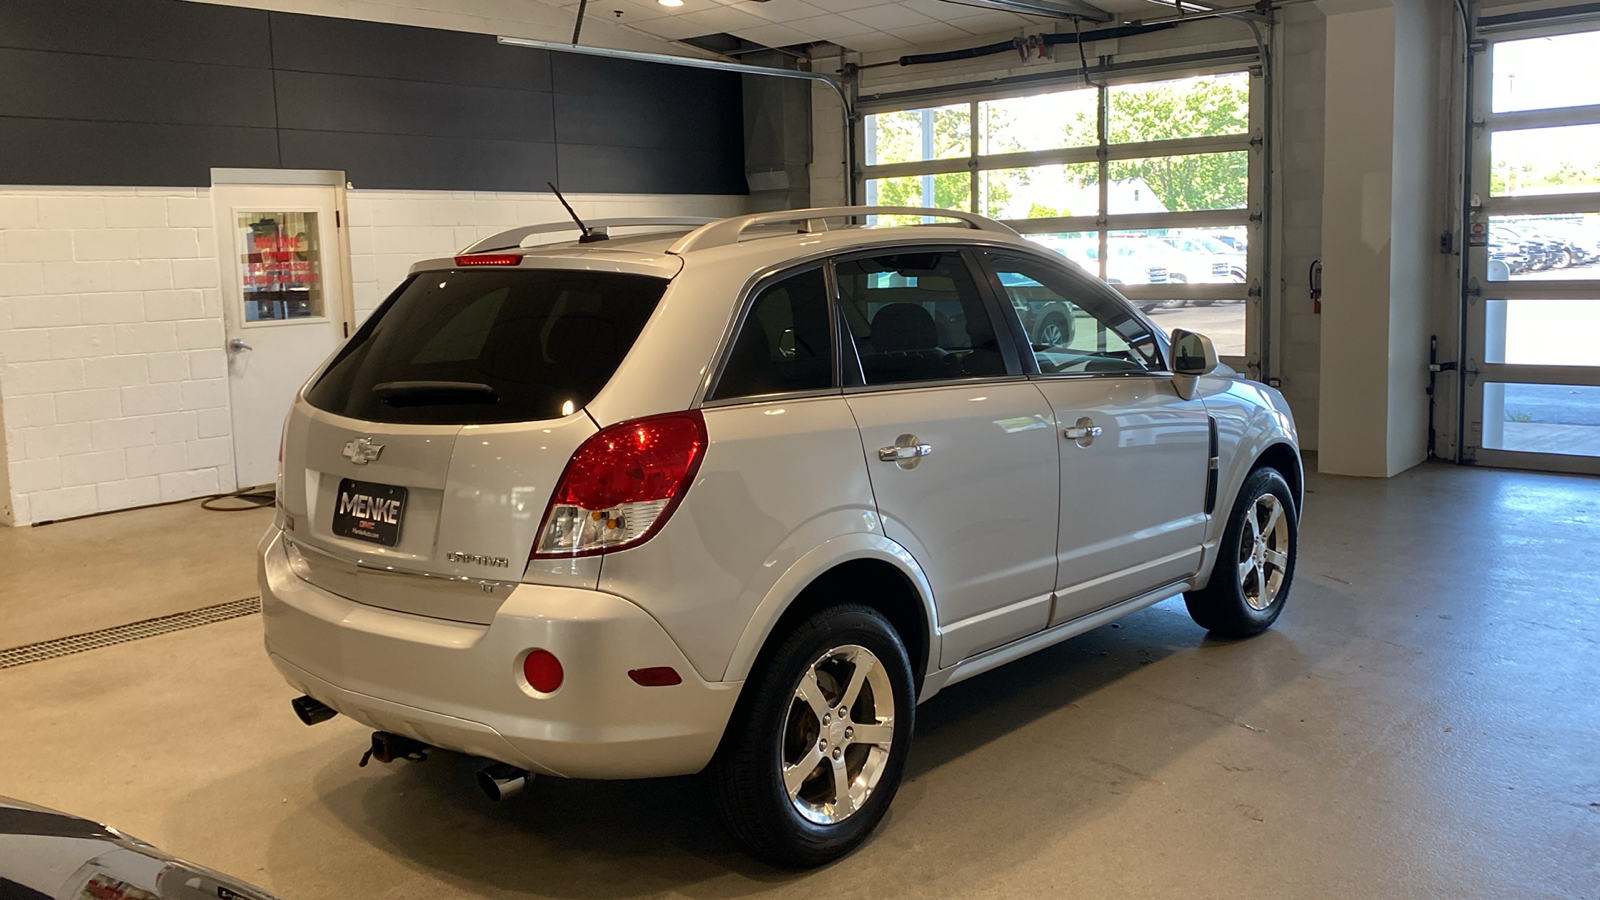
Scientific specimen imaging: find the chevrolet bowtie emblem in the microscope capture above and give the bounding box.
[342,437,383,465]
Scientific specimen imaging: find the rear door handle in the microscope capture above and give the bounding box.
[1064,417,1102,445]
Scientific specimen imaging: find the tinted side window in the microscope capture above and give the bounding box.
[835,250,1008,385]
[711,267,832,401]
[981,251,1164,374]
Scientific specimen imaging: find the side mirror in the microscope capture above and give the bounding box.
[1170,329,1217,400]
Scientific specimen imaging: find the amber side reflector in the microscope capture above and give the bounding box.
[454,253,523,266]
[628,666,683,687]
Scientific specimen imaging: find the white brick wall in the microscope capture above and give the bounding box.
[0,185,748,526]
[343,190,748,321]
[0,187,231,525]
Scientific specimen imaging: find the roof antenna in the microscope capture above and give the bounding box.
[548,182,608,243]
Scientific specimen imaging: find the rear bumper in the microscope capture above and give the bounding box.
[258,527,741,779]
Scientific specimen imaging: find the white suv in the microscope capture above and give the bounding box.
[259,206,1301,866]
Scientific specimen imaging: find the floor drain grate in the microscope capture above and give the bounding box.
[0,597,262,669]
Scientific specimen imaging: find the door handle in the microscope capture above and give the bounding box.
[1064,417,1102,445]
[878,443,933,462]
[877,434,933,469]
[229,338,253,353]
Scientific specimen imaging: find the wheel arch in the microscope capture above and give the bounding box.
[1251,441,1304,513]
[721,537,937,698]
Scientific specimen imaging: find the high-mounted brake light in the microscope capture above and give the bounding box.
[453,253,523,267]
[531,411,707,558]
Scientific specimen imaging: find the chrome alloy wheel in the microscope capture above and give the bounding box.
[1237,493,1290,611]
[1038,319,1067,344]
[780,644,896,825]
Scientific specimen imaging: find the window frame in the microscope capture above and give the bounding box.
[831,244,1032,394]
[702,261,844,408]
[969,245,1175,380]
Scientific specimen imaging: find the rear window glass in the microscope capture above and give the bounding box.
[306,268,668,425]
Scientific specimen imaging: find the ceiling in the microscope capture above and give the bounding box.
[555,0,1204,55]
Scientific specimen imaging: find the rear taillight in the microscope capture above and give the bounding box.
[531,411,707,558]
[453,253,522,266]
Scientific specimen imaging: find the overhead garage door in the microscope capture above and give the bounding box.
[1466,18,1600,474]
[859,65,1263,368]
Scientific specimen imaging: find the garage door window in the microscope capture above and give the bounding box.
[862,69,1259,359]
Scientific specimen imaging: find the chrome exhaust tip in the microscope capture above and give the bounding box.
[291,695,337,726]
[476,762,529,801]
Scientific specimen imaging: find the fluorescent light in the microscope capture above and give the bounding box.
[1145,0,1218,9]
[936,0,1113,21]
[658,0,684,6]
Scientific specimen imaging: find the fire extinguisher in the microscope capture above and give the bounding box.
[1309,259,1322,314]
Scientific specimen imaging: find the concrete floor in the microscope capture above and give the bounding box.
[1,462,1597,899]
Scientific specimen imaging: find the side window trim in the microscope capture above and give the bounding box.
[967,246,1041,377]
[957,246,1027,377]
[703,263,840,406]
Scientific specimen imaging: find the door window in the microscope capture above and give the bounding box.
[835,250,1010,385]
[237,211,325,321]
[710,267,833,401]
[980,251,1164,374]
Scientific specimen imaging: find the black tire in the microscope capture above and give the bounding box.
[1034,312,1073,347]
[1184,467,1298,638]
[709,604,916,868]
[1193,300,1216,307]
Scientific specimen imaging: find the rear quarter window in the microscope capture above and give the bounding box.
[306,268,668,425]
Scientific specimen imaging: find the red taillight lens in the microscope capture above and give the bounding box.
[453,253,523,267]
[522,649,564,693]
[628,666,683,687]
[532,411,707,558]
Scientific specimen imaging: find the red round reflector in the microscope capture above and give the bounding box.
[628,666,683,687]
[523,649,564,693]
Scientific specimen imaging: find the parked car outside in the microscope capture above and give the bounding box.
[1160,234,1248,284]
[259,206,1302,867]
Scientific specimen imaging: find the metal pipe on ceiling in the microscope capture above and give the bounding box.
[495,35,857,204]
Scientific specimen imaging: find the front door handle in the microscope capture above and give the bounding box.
[878,434,933,469]
[1064,417,1103,446]
[229,338,253,353]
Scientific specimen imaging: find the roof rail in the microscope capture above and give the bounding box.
[666,206,1017,255]
[461,217,721,254]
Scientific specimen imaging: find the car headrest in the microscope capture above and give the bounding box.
[871,303,937,353]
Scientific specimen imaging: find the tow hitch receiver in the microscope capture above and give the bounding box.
[358,731,430,767]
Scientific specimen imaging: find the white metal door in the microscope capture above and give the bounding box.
[214,182,351,489]
[1464,22,1600,474]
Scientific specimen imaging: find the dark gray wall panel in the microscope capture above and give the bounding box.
[552,54,743,153]
[273,71,553,143]
[0,0,270,67]
[1,0,743,195]
[557,143,747,195]
[269,14,553,92]
[279,130,558,192]
[0,48,277,128]
[0,118,280,186]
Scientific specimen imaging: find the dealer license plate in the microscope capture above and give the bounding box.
[332,478,407,547]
